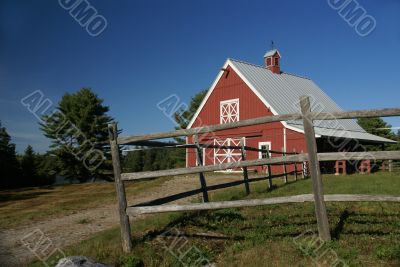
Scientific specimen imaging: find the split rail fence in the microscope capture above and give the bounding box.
[108,96,400,252]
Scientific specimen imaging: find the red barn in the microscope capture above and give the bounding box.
[186,49,395,173]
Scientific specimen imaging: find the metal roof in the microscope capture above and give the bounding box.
[229,59,396,144]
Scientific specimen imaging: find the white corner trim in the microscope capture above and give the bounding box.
[185,136,189,168]
[187,59,230,129]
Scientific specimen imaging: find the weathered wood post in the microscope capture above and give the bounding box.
[389,160,393,173]
[193,134,209,202]
[266,149,273,189]
[301,150,305,179]
[240,138,250,195]
[282,147,288,183]
[299,96,331,241]
[293,149,298,181]
[108,123,133,252]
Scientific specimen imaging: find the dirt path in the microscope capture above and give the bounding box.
[0,175,242,266]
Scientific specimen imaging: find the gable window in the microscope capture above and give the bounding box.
[220,99,239,124]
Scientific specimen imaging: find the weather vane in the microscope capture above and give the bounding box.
[271,40,275,50]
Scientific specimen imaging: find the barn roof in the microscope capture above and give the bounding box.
[188,58,395,144]
[264,49,281,58]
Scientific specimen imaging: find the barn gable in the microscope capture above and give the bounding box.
[188,63,278,129]
[187,59,298,133]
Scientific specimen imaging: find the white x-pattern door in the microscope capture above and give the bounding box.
[214,138,243,171]
[220,99,239,124]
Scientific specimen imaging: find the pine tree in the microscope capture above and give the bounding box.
[357,117,397,150]
[40,88,114,182]
[21,145,38,186]
[124,149,145,172]
[173,89,207,130]
[0,121,22,188]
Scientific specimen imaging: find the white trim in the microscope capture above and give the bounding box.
[213,137,244,171]
[203,147,206,166]
[186,59,318,137]
[264,49,281,58]
[258,141,272,159]
[185,136,189,168]
[220,98,239,124]
[195,147,206,166]
[228,60,305,134]
[283,127,287,153]
[187,60,230,129]
[220,98,240,104]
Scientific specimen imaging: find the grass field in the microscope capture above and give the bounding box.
[27,172,400,267]
[0,178,168,229]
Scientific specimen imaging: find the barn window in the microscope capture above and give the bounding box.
[259,142,271,159]
[220,99,239,124]
[274,57,279,66]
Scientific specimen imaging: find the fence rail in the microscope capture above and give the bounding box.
[118,108,400,144]
[127,194,400,216]
[109,95,400,252]
[121,151,400,181]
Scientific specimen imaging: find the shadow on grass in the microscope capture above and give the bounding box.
[0,189,54,204]
[332,209,353,240]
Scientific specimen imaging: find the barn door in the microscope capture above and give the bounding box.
[214,138,244,171]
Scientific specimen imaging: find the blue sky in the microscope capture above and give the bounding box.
[1,0,399,153]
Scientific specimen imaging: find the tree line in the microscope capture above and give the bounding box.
[0,88,205,189]
[0,127,57,188]
[0,87,399,189]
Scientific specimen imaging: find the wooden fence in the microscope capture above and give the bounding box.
[108,96,400,252]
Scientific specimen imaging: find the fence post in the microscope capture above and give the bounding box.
[240,138,250,195]
[193,134,209,202]
[301,150,305,179]
[108,123,133,252]
[282,147,288,183]
[266,149,273,189]
[389,160,393,172]
[293,149,298,181]
[299,96,331,241]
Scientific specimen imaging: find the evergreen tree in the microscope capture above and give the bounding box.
[174,90,207,130]
[21,145,38,186]
[41,88,114,182]
[358,118,396,140]
[123,149,145,172]
[122,90,207,172]
[35,153,57,185]
[143,149,158,171]
[0,121,22,188]
[357,117,397,150]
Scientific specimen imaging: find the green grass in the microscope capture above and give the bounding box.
[28,172,400,267]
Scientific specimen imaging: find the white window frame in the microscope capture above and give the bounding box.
[220,98,240,124]
[258,141,272,159]
[214,137,244,172]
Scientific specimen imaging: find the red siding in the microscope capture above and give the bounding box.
[187,65,307,173]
